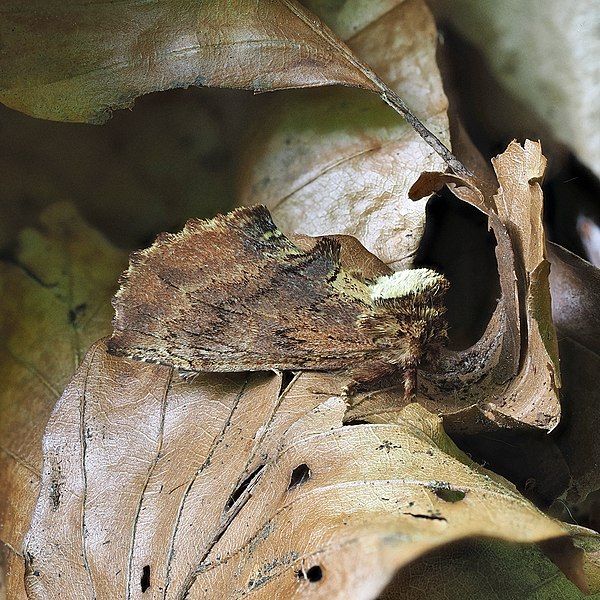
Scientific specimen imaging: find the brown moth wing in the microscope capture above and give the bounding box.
[108,206,383,373]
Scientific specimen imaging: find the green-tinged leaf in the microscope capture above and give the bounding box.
[381,538,600,600]
[0,203,126,596]
[0,0,378,124]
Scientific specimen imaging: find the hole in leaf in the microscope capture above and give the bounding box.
[430,483,466,503]
[297,565,323,583]
[225,465,265,510]
[140,565,150,593]
[288,464,311,490]
[279,371,296,396]
[343,418,370,426]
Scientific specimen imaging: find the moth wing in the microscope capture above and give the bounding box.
[108,206,377,372]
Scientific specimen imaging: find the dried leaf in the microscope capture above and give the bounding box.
[0,204,126,596]
[548,243,600,504]
[0,0,373,124]
[489,140,561,402]
[0,0,464,175]
[24,341,580,599]
[382,140,561,432]
[239,0,450,268]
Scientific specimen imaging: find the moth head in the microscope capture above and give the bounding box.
[361,268,450,352]
[369,268,449,304]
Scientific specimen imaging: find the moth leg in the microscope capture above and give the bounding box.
[345,361,400,395]
[403,365,418,400]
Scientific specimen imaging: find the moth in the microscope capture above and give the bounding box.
[108,205,449,398]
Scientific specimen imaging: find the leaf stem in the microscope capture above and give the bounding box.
[372,75,473,179]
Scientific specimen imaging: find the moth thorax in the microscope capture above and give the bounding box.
[368,268,449,304]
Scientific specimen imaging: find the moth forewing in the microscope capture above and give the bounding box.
[108,206,449,400]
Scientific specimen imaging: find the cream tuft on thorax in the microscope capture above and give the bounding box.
[369,268,446,301]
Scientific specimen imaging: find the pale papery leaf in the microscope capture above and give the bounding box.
[239,0,450,269]
[429,0,600,178]
[23,340,581,600]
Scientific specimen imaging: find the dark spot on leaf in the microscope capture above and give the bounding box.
[140,565,150,593]
[225,465,265,510]
[288,464,311,490]
[49,478,61,510]
[68,302,87,325]
[428,482,466,502]
[377,440,402,453]
[297,565,323,583]
[403,512,447,522]
[33,570,40,577]
[343,419,370,426]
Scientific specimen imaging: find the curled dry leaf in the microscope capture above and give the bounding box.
[0,0,462,174]
[25,340,580,599]
[0,204,126,598]
[349,140,561,432]
[0,0,371,124]
[239,0,450,269]
[547,243,600,504]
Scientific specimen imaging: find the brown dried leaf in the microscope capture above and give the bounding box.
[489,140,561,406]
[24,341,579,599]
[0,1,375,124]
[351,140,561,433]
[239,0,450,269]
[0,204,126,596]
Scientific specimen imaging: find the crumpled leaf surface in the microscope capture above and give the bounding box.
[0,204,126,598]
[349,140,561,434]
[430,0,600,177]
[25,339,579,600]
[239,0,449,269]
[0,0,383,124]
